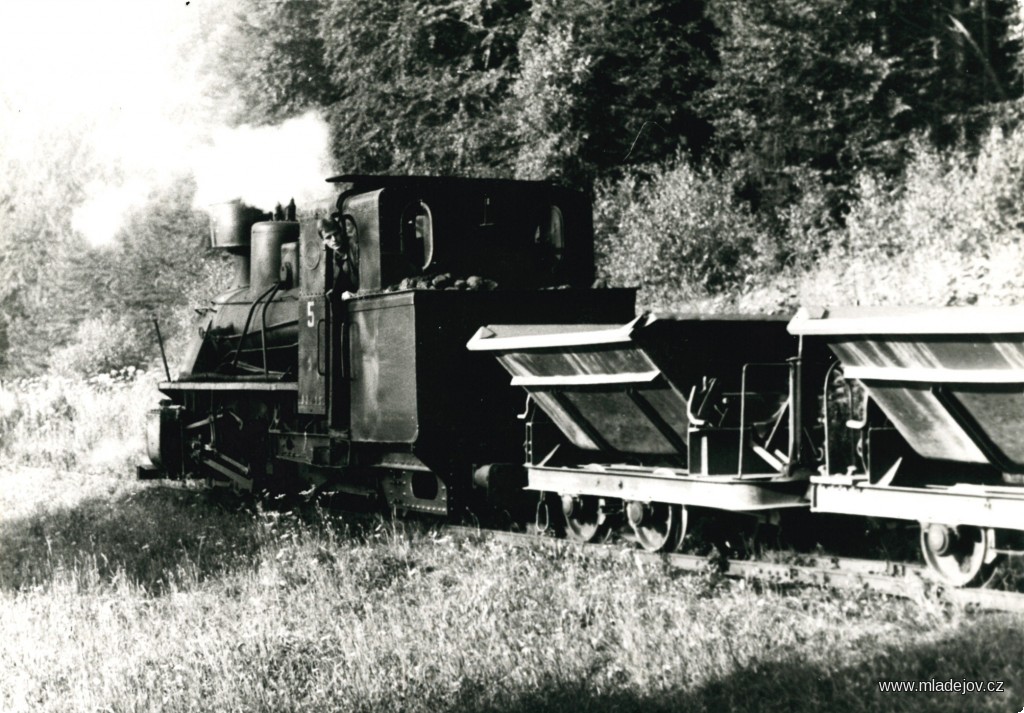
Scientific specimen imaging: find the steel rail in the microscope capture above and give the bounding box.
[446,526,1024,614]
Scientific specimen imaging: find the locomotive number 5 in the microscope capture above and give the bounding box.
[307,301,315,327]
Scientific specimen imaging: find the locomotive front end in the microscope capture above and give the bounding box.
[142,197,307,487]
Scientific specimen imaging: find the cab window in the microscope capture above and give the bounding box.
[400,200,434,270]
[535,205,565,262]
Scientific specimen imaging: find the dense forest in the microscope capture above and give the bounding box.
[3,0,1024,376]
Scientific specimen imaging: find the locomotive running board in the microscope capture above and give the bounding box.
[527,465,809,511]
[159,381,299,392]
[810,477,1024,530]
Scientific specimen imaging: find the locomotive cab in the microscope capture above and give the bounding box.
[324,175,595,293]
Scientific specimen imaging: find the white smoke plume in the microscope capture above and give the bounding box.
[70,111,337,246]
[0,0,338,247]
[68,110,337,246]
[192,111,338,215]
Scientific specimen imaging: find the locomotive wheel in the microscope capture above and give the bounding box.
[626,501,686,553]
[560,494,610,543]
[920,523,1000,587]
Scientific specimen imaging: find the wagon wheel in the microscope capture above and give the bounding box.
[920,523,1001,587]
[560,494,610,543]
[626,501,686,553]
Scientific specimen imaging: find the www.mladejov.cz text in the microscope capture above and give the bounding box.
[877,679,1005,694]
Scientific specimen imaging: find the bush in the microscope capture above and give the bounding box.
[596,159,764,310]
[843,129,1024,259]
[789,128,1024,307]
[49,314,154,379]
[0,372,159,471]
[596,128,1024,313]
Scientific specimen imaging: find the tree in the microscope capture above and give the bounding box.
[208,0,341,126]
[511,0,717,185]
[701,0,893,212]
[0,168,221,377]
[701,0,1022,215]
[52,175,222,374]
[203,0,719,185]
[318,0,528,175]
[0,123,98,375]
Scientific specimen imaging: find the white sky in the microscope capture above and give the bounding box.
[0,0,335,246]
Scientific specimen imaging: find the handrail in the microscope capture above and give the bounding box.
[231,282,280,370]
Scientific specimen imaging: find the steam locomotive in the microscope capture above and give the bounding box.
[144,175,1024,588]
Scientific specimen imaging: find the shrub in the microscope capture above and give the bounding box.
[596,159,764,310]
[791,128,1024,307]
[597,128,1024,313]
[0,371,158,471]
[49,314,154,379]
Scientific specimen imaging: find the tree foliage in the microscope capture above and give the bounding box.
[318,0,528,175]
[211,0,1022,196]
[209,0,717,183]
[56,176,220,376]
[701,0,1022,213]
[0,169,218,377]
[7,0,1024,373]
[512,0,716,184]
[701,1,893,199]
[210,0,341,125]
[91,176,212,318]
[0,125,98,375]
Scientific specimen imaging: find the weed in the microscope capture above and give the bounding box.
[0,371,157,472]
[1,468,1022,712]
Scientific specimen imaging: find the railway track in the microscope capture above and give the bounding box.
[446,525,1024,614]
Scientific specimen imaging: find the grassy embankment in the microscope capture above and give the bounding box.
[1,374,1024,712]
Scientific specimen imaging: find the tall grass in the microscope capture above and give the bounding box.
[0,369,159,472]
[0,364,1020,711]
[1,473,1022,713]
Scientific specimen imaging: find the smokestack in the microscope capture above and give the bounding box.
[208,199,266,289]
